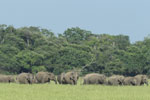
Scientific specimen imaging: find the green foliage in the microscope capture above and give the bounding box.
[51,45,93,74]
[14,50,44,73]
[63,27,92,44]
[31,66,46,74]
[0,25,149,76]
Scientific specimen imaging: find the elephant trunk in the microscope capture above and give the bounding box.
[74,80,77,85]
[55,80,57,84]
[52,78,57,84]
[145,81,148,86]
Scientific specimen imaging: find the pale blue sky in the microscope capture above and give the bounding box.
[0,0,150,42]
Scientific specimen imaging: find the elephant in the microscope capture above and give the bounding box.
[123,77,137,86]
[57,73,65,84]
[17,73,34,84]
[0,75,15,83]
[61,71,79,85]
[134,75,148,86]
[83,73,106,85]
[32,77,38,84]
[36,72,57,84]
[108,75,125,85]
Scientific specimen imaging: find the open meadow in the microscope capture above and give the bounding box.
[0,82,150,100]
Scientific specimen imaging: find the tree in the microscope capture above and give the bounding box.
[50,45,93,74]
[63,27,92,44]
[14,50,44,73]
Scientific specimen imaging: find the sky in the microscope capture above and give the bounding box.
[0,0,150,43]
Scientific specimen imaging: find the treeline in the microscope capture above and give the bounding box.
[0,24,150,76]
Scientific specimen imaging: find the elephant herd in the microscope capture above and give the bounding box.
[83,73,148,86]
[0,71,78,85]
[0,72,148,86]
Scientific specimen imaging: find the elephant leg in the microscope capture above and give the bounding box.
[24,79,28,84]
[70,80,74,85]
[74,80,77,85]
[72,80,76,85]
[98,80,101,84]
[83,80,86,84]
[41,79,45,83]
[54,80,57,84]
[97,80,100,84]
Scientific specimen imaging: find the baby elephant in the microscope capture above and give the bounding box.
[36,72,57,84]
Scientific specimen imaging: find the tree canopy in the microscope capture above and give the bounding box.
[0,25,149,76]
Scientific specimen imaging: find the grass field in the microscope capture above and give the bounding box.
[0,82,150,100]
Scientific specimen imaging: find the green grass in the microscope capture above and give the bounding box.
[0,82,150,100]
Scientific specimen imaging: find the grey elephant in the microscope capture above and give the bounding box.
[57,73,65,84]
[17,73,34,84]
[0,75,15,83]
[61,71,79,85]
[134,75,148,86]
[123,77,137,86]
[36,72,57,84]
[83,73,106,85]
[108,75,124,86]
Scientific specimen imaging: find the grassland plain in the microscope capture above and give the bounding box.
[0,82,150,100]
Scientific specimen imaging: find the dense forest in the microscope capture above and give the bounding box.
[0,24,150,76]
